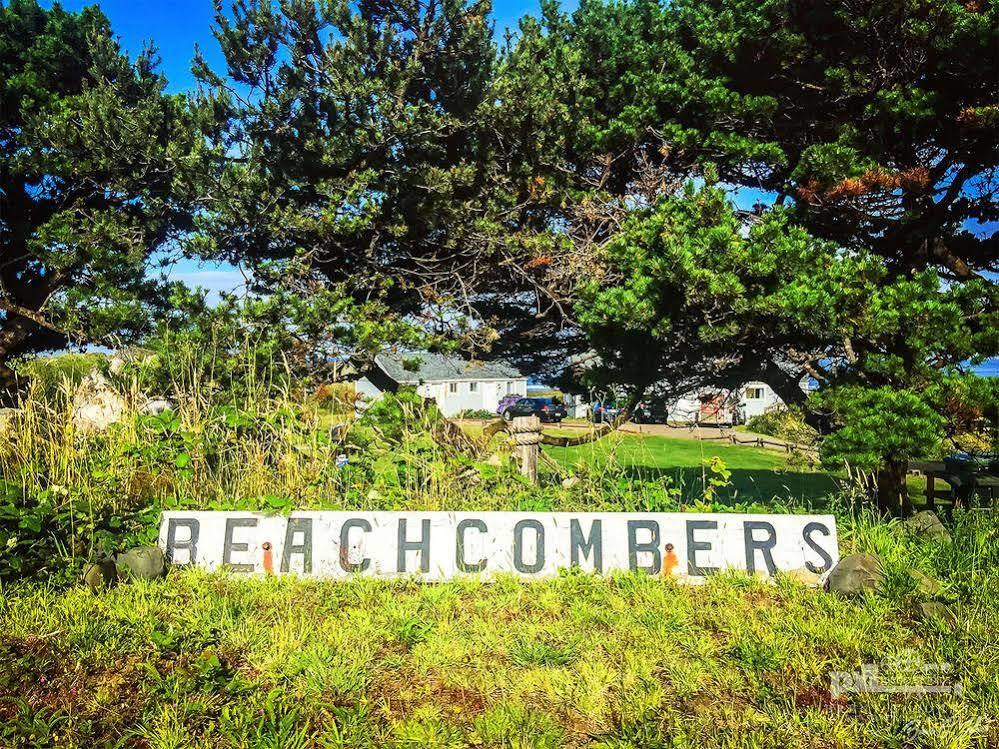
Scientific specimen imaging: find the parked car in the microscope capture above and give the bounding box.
[632,400,668,424]
[496,394,525,415]
[501,397,567,423]
[592,401,622,423]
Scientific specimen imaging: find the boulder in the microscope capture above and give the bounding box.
[71,371,125,433]
[914,601,957,628]
[824,554,884,597]
[82,558,118,592]
[116,546,168,580]
[908,568,943,598]
[784,567,823,586]
[903,511,951,544]
[139,398,174,416]
[561,476,581,490]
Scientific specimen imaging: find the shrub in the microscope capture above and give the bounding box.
[455,408,495,419]
[9,352,109,399]
[746,405,818,446]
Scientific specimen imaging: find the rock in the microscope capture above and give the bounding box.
[784,567,823,586]
[908,568,943,597]
[485,452,504,467]
[82,558,118,592]
[71,371,125,433]
[915,601,957,627]
[824,554,884,597]
[116,546,168,580]
[903,511,951,544]
[139,398,174,416]
[109,347,157,376]
[561,476,581,490]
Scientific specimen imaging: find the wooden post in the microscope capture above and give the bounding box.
[511,415,542,483]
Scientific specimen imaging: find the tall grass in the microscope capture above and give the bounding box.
[2,350,741,578]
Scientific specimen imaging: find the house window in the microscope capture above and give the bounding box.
[469,382,478,392]
[507,381,515,394]
[746,387,765,399]
[449,382,458,394]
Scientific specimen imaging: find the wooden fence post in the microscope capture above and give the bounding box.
[511,415,542,483]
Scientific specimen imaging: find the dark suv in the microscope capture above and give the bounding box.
[501,397,567,423]
[632,400,668,424]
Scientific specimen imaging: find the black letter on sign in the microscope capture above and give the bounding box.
[571,519,603,572]
[802,522,834,573]
[628,520,660,574]
[686,520,718,576]
[513,519,545,573]
[456,519,487,573]
[398,518,431,573]
[166,518,200,565]
[280,517,313,574]
[223,517,258,573]
[339,519,371,572]
[743,521,777,576]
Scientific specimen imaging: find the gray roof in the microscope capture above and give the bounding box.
[375,353,523,384]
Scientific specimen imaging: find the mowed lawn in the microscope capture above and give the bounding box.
[547,433,841,506]
[3,547,997,749]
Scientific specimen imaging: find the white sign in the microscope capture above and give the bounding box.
[159,511,838,582]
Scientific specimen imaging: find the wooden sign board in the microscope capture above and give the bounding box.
[159,511,838,582]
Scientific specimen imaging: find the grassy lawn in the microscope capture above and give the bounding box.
[3,513,998,749]
[1,389,985,748]
[548,433,840,507]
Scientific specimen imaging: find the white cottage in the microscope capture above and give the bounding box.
[354,353,528,417]
[664,378,814,425]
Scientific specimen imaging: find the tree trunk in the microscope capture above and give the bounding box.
[0,313,65,403]
[876,457,913,517]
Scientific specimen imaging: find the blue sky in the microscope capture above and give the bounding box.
[44,0,563,94]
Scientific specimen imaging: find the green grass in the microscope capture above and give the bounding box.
[1,368,989,748]
[3,508,998,749]
[549,433,840,506]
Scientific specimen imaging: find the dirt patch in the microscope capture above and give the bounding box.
[0,635,153,746]
[368,667,487,721]
[795,685,849,711]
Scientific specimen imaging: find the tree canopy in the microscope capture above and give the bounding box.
[0,0,207,388]
[190,0,504,347]
[490,0,999,511]
[2,0,997,513]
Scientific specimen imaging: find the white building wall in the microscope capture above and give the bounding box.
[738,381,784,421]
[353,376,383,410]
[354,376,528,417]
[665,394,703,423]
[423,377,528,417]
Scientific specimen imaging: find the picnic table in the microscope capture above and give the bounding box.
[910,460,999,512]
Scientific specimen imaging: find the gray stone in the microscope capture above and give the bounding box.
[561,476,581,490]
[908,568,943,598]
[71,371,125,433]
[139,398,174,416]
[915,601,958,627]
[903,511,952,544]
[83,558,118,592]
[824,554,885,597]
[116,546,168,580]
[784,567,823,586]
